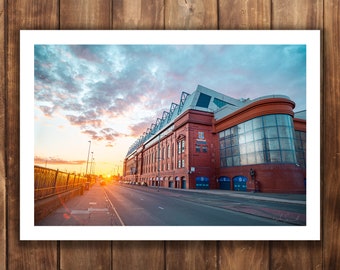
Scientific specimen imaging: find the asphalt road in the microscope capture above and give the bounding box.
[103,183,303,226]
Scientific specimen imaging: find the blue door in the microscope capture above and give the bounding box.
[181,178,186,189]
[195,177,209,189]
[219,176,231,190]
[233,176,248,191]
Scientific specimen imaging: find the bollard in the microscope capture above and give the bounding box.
[80,185,84,195]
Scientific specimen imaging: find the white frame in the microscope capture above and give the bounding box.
[20,30,320,241]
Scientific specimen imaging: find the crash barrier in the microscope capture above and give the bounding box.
[34,166,90,223]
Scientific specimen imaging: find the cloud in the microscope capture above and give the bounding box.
[129,119,154,137]
[35,43,306,148]
[66,115,102,128]
[81,128,122,142]
[39,105,56,117]
[35,156,85,165]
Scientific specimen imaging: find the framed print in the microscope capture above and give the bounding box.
[20,30,320,240]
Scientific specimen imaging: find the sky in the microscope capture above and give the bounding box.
[34,44,306,176]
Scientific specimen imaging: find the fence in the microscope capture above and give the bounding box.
[34,165,88,200]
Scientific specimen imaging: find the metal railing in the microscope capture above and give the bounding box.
[34,166,87,200]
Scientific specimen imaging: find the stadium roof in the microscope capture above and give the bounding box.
[125,85,247,157]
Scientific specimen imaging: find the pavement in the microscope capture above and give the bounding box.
[165,186,306,205]
[37,183,118,226]
[37,182,306,226]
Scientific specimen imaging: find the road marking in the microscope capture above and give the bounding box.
[71,210,89,214]
[89,202,97,205]
[88,208,108,212]
[103,189,125,226]
[158,206,164,210]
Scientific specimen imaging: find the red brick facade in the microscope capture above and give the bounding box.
[123,91,306,194]
[124,110,219,189]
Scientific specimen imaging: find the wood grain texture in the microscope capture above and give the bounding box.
[219,241,269,269]
[219,0,271,29]
[271,242,322,270]
[60,242,112,270]
[0,0,6,268]
[60,0,112,29]
[270,1,323,269]
[165,241,217,270]
[165,0,217,29]
[1,0,339,269]
[6,1,58,269]
[113,0,164,29]
[112,241,165,270]
[271,0,323,29]
[323,0,340,268]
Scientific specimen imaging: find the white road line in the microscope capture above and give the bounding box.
[103,189,125,226]
[158,206,164,210]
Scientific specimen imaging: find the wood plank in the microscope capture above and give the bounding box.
[271,0,323,29]
[219,0,271,29]
[323,0,340,268]
[112,0,164,29]
[271,1,323,269]
[58,1,112,269]
[60,0,112,29]
[165,0,218,29]
[271,242,322,270]
[0,0,6,268]
[217,1,271,269]
[112,241,164,270]
[6,0,58,269]
[60,242,111,270]
[219,242,269,269]
[165,241,217,270]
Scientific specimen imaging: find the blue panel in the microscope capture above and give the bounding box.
[232,176,248,191]
[213,98,228,108]
[195,176,209,189]
[196,93,211,108]
[219,176,231,190]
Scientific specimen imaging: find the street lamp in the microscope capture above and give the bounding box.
[85,140,91,177]
[90,152,94,175]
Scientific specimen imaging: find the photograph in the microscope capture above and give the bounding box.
[20,30,320,240]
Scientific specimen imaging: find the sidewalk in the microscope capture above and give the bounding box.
[157,186,306,205]
[37,183,115,226]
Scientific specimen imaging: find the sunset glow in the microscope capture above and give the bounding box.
[34,41,306,176]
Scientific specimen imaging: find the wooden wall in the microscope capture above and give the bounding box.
[0,0,338,269]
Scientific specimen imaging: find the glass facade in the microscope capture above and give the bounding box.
[219,114,297,167]
[294,130,306,168]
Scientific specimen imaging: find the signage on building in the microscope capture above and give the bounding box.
[196,131,207,144]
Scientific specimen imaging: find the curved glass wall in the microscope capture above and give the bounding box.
[219,114,297,167]
[294,130,306,168]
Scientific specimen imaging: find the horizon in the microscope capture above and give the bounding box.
[34,43,306,175]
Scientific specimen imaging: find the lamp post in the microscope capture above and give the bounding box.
[157,134,160,192]
[90,152,94,175]
[85,140,91,177]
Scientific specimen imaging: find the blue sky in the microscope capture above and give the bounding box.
[34,44,306,175]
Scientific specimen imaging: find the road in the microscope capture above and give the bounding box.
[103,183,305,226]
